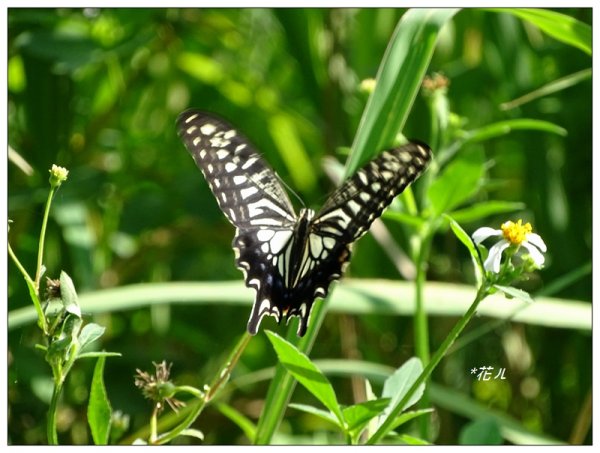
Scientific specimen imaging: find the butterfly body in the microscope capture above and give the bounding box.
[178,109,431,337]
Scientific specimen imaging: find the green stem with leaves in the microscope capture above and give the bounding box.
[368,282,492,444]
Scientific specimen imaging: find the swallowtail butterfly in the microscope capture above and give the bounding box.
[178,109,431,337]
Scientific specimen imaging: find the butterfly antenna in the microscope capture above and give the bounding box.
[276,172,306,208]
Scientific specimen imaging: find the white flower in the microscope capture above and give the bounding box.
[472,220,547,273]
[49,164,69,188]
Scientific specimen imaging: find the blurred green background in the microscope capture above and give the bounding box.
[7,8,591,445]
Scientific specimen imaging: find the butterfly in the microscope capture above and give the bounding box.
[178,109,431,336]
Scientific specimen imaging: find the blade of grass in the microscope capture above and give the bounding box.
[488,8,591,55]
[9,280,591,332]
[500,68,591,111]
[344,8,459,177]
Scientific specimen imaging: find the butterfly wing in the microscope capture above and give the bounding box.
[178,110,301,334]
[179,109,432,338]
[177,110,296,229]
[314,142,432,242]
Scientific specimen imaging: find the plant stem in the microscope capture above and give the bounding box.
[156,332,253,445]
[368,283,491,444]
[413,227,434,439]
[8,242,47,332]
[35,186,56,292]
[47,381,63,445]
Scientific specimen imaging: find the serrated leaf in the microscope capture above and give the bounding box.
[59,271,81,318]
[88,356,112,445]
[265,331,343,424]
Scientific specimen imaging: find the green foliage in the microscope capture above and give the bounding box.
[266,331,429,444]
[88,357,112,445]
[8,7,591,446]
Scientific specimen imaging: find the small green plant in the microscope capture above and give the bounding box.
[8,165,120,445]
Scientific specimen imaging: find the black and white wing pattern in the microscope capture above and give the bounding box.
[178,109,432,337]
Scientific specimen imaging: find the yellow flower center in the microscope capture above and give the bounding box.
[501,219,532,245]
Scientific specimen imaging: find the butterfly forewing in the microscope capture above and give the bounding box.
[313,143,431,242]
[177,110,296,229]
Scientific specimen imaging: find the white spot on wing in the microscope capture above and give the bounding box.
[184,112,200,123]
[347,199,361,214]
[309,234,323,258]
[216,149,229,160]
[270,231,293,254]
[358,171,368,185]
[225,162,237,173]
[200,123,217,135]
[323,236,336,250]
[256,229,275,242]
[240,186,258,199]
[242,156,258,170]
[233,175,247,185]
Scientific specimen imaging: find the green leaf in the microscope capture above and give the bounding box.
[493,285,534,304]
[463,119,567,144]
[343,398,391,437]
[428,148,485,215]
[500,68,591,110]
[289,403,340,427]
[345,8,459,177]
[446,216,477,258]
[396,433,431,445]
[449,201,525,224]
[446,215,484,285]
[78,323,106,354]
[378,358,424,428]
[492,8,591,55]
[387,408,434,432]
[59,271,81,318]
[265,331,343,425]
[382,210,426,229]
[459,417,504,445]
[88,356,112,445]
[216,402,257,443]
[178,429,205,442]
